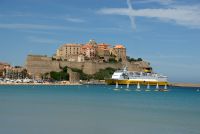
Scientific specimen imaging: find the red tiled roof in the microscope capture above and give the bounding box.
[114,45,125,49]
[82,44,95,49]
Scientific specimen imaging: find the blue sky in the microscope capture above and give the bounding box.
[0,0,200,83]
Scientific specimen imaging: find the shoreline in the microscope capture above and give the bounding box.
[0,82,82,86]
[0,82,200,88]
[169,83,200,88]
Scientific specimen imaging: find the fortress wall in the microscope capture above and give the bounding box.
[26,55,150,78]
[26,55,61,76]
[59,62,123,75]
[60,62,84,70]
[87,62,122,74]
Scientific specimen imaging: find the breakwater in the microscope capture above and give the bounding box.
[169,83,200,88]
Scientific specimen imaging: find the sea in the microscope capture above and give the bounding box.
[0,85,200,134]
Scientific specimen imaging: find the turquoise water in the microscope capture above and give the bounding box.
[0,85,200,134]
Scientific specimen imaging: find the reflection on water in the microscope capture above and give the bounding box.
[0,85,200,134]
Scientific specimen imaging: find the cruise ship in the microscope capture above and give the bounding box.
[105,67,168,86]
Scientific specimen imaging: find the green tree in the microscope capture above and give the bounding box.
[63,66,68,73]
[50,71,69,81]
[137,58,143,61]
[50,71,60,80]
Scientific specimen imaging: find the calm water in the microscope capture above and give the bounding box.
[0,85,200,134]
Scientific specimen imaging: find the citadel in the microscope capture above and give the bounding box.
[26,39,150,79]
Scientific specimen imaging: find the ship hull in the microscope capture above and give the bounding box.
[105,79,168,86]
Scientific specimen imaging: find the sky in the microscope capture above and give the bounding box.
[0,0,200,83]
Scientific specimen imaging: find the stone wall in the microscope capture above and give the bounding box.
[68,68,80,83]
[25,55,150,78]
[26,55,61,78]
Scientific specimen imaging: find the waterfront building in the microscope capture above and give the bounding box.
[0,62,26,79]
[0,62,10,77]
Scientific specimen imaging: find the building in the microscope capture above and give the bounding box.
[54,40,127,62]
[81,45,96,59]
[55,44,82,61]
[81,40,97,59]
[96,43,110,62]
[77,55,85,62]
[67,54,84,62]
[0,62,27,79]
[0,62,10,77]
[111,45,126,62]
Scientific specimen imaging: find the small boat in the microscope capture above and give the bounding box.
[158,88,167,92]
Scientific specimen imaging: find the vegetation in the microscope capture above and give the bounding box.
[49,66,69,81]
[71,68,92,80]
[137,58,143,61]
[50,71,69,81]
[94,67,116,80]
[49,66,116,81]
[126,56,143,62]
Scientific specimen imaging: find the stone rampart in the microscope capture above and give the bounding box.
[26,55,150,78]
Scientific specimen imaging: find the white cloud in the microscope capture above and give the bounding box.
[98,0,200,29]
[127,0,136,29]
[65,17,85,23]
[0,12,85,23]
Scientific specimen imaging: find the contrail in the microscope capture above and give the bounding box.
[98,0,200,29]
[127,0,136,29]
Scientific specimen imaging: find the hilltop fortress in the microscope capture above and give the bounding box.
[26,40,151,79]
